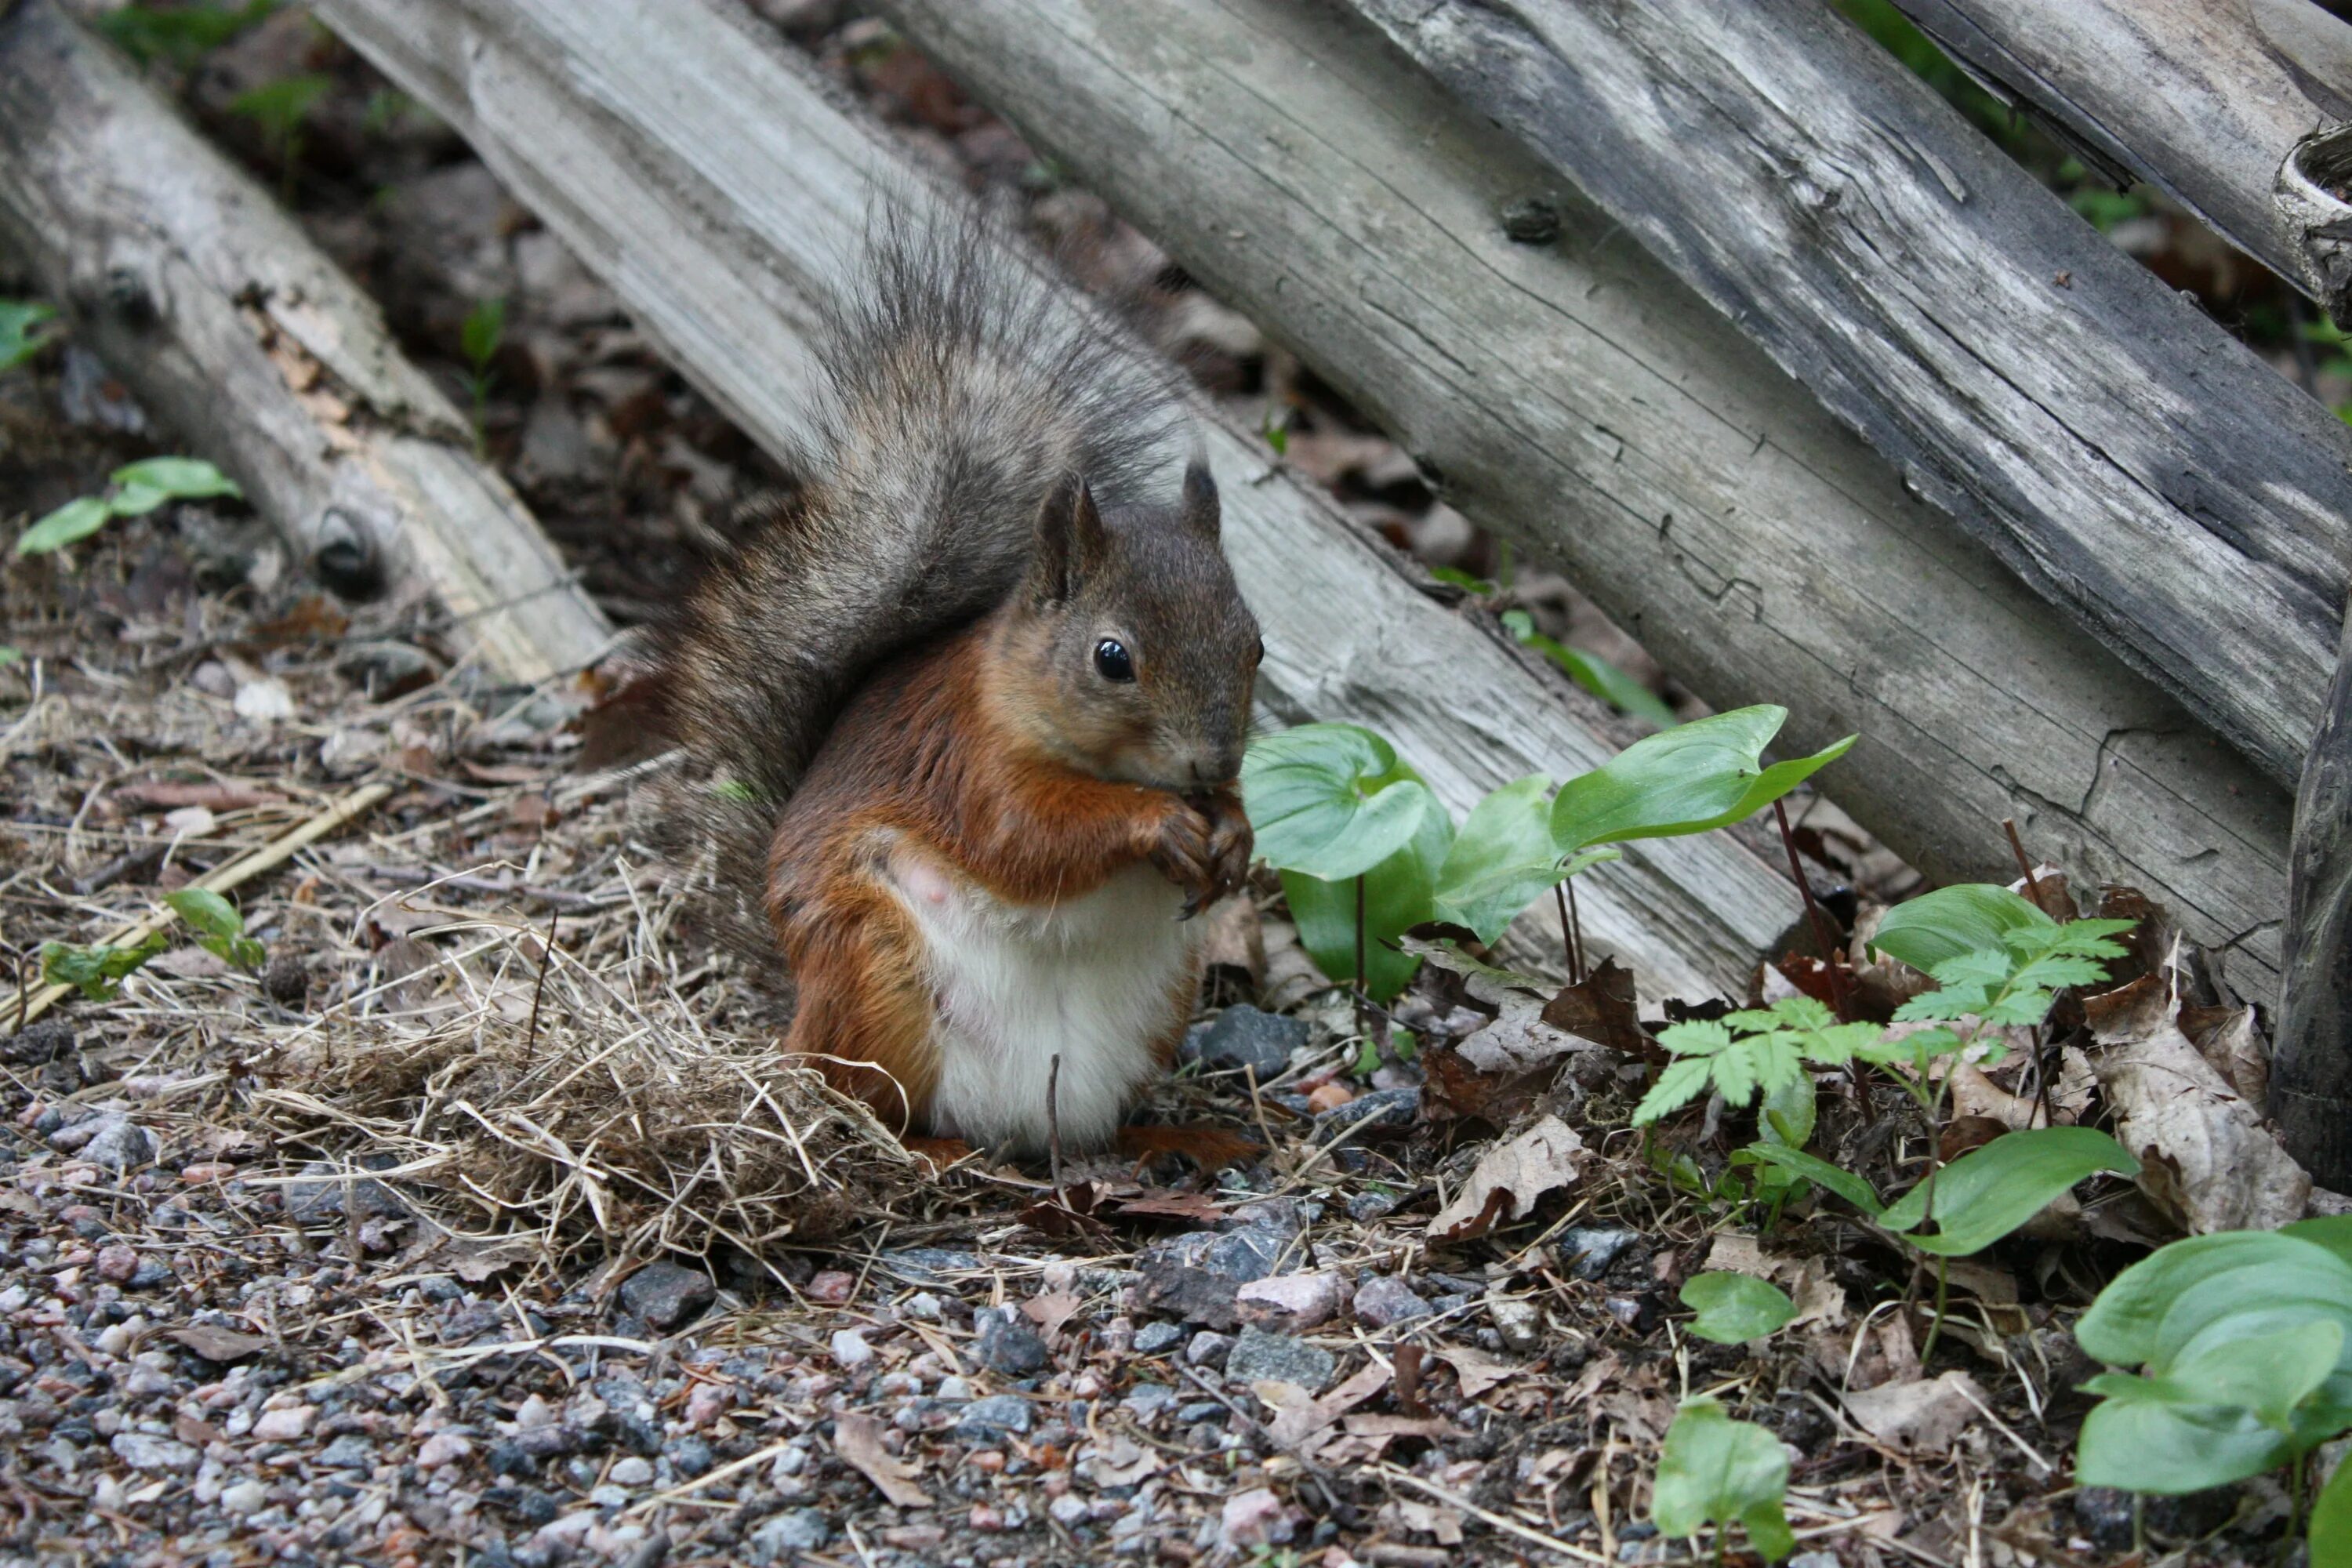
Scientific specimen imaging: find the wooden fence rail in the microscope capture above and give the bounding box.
[1352,0,2352,797]
[1886,0,2352,318]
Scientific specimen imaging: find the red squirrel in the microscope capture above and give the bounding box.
[651,219,1262,1156]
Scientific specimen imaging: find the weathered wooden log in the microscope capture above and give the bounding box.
[2277,610,2352,1189]
[1350,0,2352,795]
[1886,0,2352,318]
[876,0,2293,1002]
[0,0,611,686]
[307,0,1806,1002]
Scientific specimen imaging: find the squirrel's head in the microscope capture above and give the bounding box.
[993,460,1262,791]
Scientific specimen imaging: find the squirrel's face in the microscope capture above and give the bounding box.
[1006,464,1263,791]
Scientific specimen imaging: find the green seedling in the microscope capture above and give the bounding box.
[228,71,330,203]
[16,458,241,557]
[2074,1218,2352,1556]
[1680,1272,1796,1346]
[1501,608,1677,728]
[1651,1397,1795,1565]
[163,888,265,971]
[460,296,506,457]
[41,935,168,1001]
[96,1,278,67]
[1,300,56,373]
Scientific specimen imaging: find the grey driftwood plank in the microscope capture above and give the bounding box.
[1887,0,2352,315]
[0,0,611,686]
[1351,0,2352,793]
[307,0,1803,1002]
[875,0,2292,1002]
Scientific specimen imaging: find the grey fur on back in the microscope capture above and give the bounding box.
[650,211,1184,951]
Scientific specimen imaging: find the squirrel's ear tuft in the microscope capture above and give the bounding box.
[1179,457,1221,542]
[1032,471,1109,601]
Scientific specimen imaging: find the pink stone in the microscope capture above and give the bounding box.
[1233,1272,1343,1331]
[806,1270,857,1304]
[250,1404,315,1442]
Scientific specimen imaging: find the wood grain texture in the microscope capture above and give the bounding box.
[2277,608,2352,1188]
[875,0,2292,1000]
[1352,0,2352,793]
[309,0,1803,1002]
[0,0,610,685]
[1888,0,2352,314]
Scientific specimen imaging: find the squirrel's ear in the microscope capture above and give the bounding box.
[1179,457,1221,542]
[1033,471,1109,601]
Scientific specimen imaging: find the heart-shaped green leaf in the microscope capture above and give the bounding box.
[1279,794,1454,1003]
[1243,723,1437,882]
[1431,776,1621,942]
[1679,1272,1796,1345]
[1867,883,2055,976]
[1741,1142,1885,1218]
[1551,706,1852,851]
[1878,1127,2136,1255]
[2311,1439,2352,1568]
[1651,1399,1794,1563]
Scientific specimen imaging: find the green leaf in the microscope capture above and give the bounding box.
[2285,1216,2352,1271]
[1279,794,1454,1003]
[40,935,168,1000]
[1651,1399,1795,1563]
[1501,608,1678,728]
[1758,1071,1816,1151]
[96,1,278,67]
[0,299,56,372]
[0,646,22,666]
[16,496,114,555]
[1868,884,2052,975]
[2075,1394,2301,1495]
[1243,723,1439,881]
[1680,1272,1797,1345]
[1877,1127,2137,1255]
[164,888,245,942]
[2075,1231,2352,1369]
[1632,1057,1715,1125]
[1551,706,1853,851]
[111,457,241,501]
[461,296,507,372]
[228,72,331,142]
[1742,1142,1885,1218]
[2313,1448,2352,1568]
[1430,779,1619,942]
[2165,1321,2343,1433]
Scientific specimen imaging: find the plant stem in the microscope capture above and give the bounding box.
[2002,816,2048,909]
[1354,873,1368,1037]
[1773,799,1849,1018]
[1555,880,1582,984]
[1567,877,1586,985]
[2283,1452,2306,1568]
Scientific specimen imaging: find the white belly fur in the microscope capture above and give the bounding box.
[888,850,1199,1155]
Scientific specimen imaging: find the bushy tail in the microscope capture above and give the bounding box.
[647,212,1183,950]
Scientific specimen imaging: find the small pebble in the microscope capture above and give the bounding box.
[830,1327,873,1370]
[806,1269,857,1304]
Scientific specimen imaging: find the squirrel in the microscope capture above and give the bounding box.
[648,217,1264,1158]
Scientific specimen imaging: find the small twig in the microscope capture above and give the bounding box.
[1555,881,1582,985]
[1566,877,1587,985]
[1177,1362,1341,1515]
[1046,1052,1065,1204]
[1374,1464,1610,1565]
[1773,798,1850,1018]
[2002,817,2046,910]
[1394,1342,1426,1417]
[525,907,560,1055]
[11,952,26,1034]
[16,780,394,1029]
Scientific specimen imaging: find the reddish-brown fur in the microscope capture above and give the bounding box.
[765,615,1247,1134]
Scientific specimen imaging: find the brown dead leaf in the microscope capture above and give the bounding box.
[1434,1344,1522,1399]
[1200,895,1265,986]
[2085,969,2308,1232]
[1105,1189,1227,1225]
[113,778,286,812]
[2180,1003,2268,1113]
[169,1325,269,1362]
[1427,1115,1584,1240]
[1265,1360,1389,1447]
[1541,958,1647,1055]
[1844,1370,1987,1454]
[835,1412,931,1507]
[250,596,350,645]
[1080,1435,1161,1487]
[1021,1290,1084,1338]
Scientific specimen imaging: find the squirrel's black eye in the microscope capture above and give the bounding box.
[1094,638,1135,681]
[1253,637,1265,664]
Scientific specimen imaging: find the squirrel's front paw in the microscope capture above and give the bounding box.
[1203,793,1254,902]
[1145,800,1220,918]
